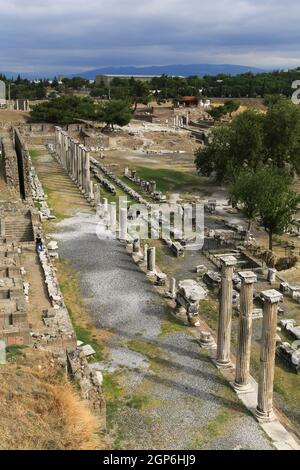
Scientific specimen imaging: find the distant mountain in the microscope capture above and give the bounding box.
[0,71,47,80]
[71,63,267,79]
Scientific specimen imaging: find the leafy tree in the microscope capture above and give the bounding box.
[257,167,300,250]
[229,168,261,232]
[96,100,132,129]
[196,100,300,181]
[195,109,264,181]
[229,109,265,170]
[223,99,240,117]
[264,97,300,173]
[229,166,300,250]
[30,96,96,124]
[129,79,151,111]
[195,125,234,182]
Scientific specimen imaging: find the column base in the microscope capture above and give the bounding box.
[255,407,276,423]
[231,381,253,394]
[215,358,233,369]
[188,315,201,327]
[199,339,217,350]
[146,270,156,277]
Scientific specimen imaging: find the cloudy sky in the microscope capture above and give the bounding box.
[0,0,299,74]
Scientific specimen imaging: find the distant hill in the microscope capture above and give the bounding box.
[71,64,266,79]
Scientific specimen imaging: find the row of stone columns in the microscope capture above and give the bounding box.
[54,127,92,199]
[215,255,282,422]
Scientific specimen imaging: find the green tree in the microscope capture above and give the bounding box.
[195,125,234,182]
[264,97,300,173]
[97,100,132,129]
[223,99,240,117]
[257,167,299,250]
[230,166,299,250]
[30,96,96,124]
[195,109,264,181]
[129,79,151,111]
[229,168,261,232]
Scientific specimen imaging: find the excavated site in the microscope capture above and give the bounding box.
[0,113,299,450]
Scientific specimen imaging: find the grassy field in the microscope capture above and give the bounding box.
[135,166,214,197]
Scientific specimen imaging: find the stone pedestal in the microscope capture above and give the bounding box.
[119,208,128,241]
[256,289,282,422]
[268,268,277,285]
[233,271,257,392]
[147,247,156,274]
[200,331,216,349]
[216,256,237,367]
[110,203,117,234]
[94,184,101,208]
[133,238,141,254]
[169,278,176,298]
[143,244,148,262]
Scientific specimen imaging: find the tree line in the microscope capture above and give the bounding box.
[30,95,132,128]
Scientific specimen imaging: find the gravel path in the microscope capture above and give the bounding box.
[34,150,273,450]
[54,211,273,450]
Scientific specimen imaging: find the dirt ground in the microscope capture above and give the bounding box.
[0,109,30,125]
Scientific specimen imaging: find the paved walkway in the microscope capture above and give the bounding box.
[35,149,273,450]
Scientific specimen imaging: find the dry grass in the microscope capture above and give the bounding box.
[0,348,107,450]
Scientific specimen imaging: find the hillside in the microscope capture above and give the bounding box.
[0,347,107,450]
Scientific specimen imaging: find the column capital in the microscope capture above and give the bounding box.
[238,271,257,284]
[220,255,237,267]
[261,289,283,304]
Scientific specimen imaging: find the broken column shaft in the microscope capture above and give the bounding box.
[119,208,128,241]
[233,271,257,392]
[147,247,156,274]
[216,256,237,367]
[256,289,282,422]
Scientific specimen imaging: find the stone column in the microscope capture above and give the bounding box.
[233,271,257,392]
[89,181,94,200]
[103,198,108,215]
[216,256,237,367]
[119,208,128,241]
[110,202,117,235]
[0,218,5,237]
[147,247,156,274]
[79,145,85,190]
[85,152,91,197]
[256,289,282,422]
[94,184,101,208]
[268,268,277,285]
[133,238,141,254]
[169,277,176,298]
[143,243,148,261]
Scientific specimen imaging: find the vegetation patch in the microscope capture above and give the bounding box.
[55,258,110,362]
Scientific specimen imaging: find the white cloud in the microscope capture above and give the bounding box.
[0,0,299,73]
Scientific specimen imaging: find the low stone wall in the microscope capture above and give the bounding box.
[80,129,109,151]
[1,134,20,191]
[67,349,106,430]
[0,237,30,346]
[13,128,32,199]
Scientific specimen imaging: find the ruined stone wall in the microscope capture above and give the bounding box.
[67,349,106,430]
[13,128,32,200]
[0,129,32,200]
[80,129,109,150]
[1,134,20,192]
